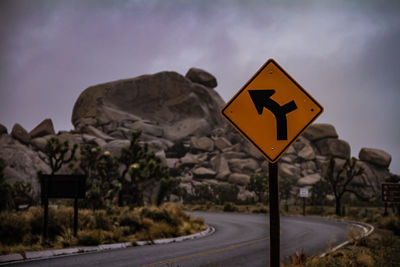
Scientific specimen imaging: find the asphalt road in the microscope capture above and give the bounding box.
[7,212,350,267]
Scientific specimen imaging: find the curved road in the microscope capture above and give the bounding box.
[7,212,350,267]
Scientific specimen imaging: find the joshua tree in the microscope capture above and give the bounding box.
[157,176,180,206]
[325,157,367,216]
[247,173,269,204]
[117,132,172,206]
[44,137,78,175]
[311,178,331,206]
[211,183,239,205]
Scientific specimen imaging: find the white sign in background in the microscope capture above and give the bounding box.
[299,188,309,198]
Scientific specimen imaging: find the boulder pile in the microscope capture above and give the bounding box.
[0,68,395,202]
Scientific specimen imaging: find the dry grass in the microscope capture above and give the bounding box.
[0,203,206,255]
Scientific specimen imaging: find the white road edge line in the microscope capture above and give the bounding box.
[0,225,215,265]
[319,221,374,258]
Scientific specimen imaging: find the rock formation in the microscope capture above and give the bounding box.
[0,68,396,203]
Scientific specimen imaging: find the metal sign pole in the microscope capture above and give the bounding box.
[303,197,306,216]
[269,162,280,267]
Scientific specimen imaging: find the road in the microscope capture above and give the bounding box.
[6,212,350,267]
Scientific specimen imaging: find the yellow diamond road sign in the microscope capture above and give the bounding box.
[221,59,323,163]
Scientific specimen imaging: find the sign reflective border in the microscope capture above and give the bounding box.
[221,59,323,163]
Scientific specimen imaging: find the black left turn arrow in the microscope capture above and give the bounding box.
[249,90,297,140]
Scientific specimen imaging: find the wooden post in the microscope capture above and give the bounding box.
[43,176,49,240]
[74,197,78,237]
[269,162,280,267]
[74,179,79,237]
[383,202,388,217]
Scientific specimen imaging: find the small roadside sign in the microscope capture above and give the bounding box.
[299,188,309,198]
[221,59,323,163]
[382,183,400,203]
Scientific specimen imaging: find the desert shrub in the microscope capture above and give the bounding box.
[77,230,103,246]
[307,205,325,215]
[0,204,206,253]
[93,210,112,230]
[0,212,29,245]
[56,227,76,248]
[163,202,189,225]
[378,215,400,235]
[25,206,43,235]
[140,207,174,225]
[78,209,96,230]
[149,222,179,239]
[118,213,142,234]
[223,202,239,212]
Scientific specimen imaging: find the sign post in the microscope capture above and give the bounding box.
[41,175,86,238]
[382,183,400,203]
[268,162,280,267]
[221,59,323,266]
[299,188,309,216]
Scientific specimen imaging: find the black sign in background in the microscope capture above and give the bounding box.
[382,183,400,203]
[40,174,86,238]
[41,174,86,199]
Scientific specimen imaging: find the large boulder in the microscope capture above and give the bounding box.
[29,118,55,138]
[228,173,250,185]
[72,71,225,141]
[0,135,51,200]
[192,167,216,179]
[228,158,259,174]
[213,137,232,151]
[86,125,114,141]
[185,67,218,88]
[103,139,130,157]
[355,161,390,194]
[359,148,391,168]
[297,144,316,160]
[11,123,31,145]
[315,138,350,158]
[279,163,299,179]
[303,123,338,141]
[190,136,214,152]
[298,173,322,186]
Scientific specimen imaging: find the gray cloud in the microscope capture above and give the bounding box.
[0,0,399,173]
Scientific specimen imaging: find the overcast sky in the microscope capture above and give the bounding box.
[0,0,399,173]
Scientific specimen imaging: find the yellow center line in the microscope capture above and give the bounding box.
[141,236,270,267]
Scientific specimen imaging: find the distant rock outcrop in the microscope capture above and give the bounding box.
[359,148,392,168]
